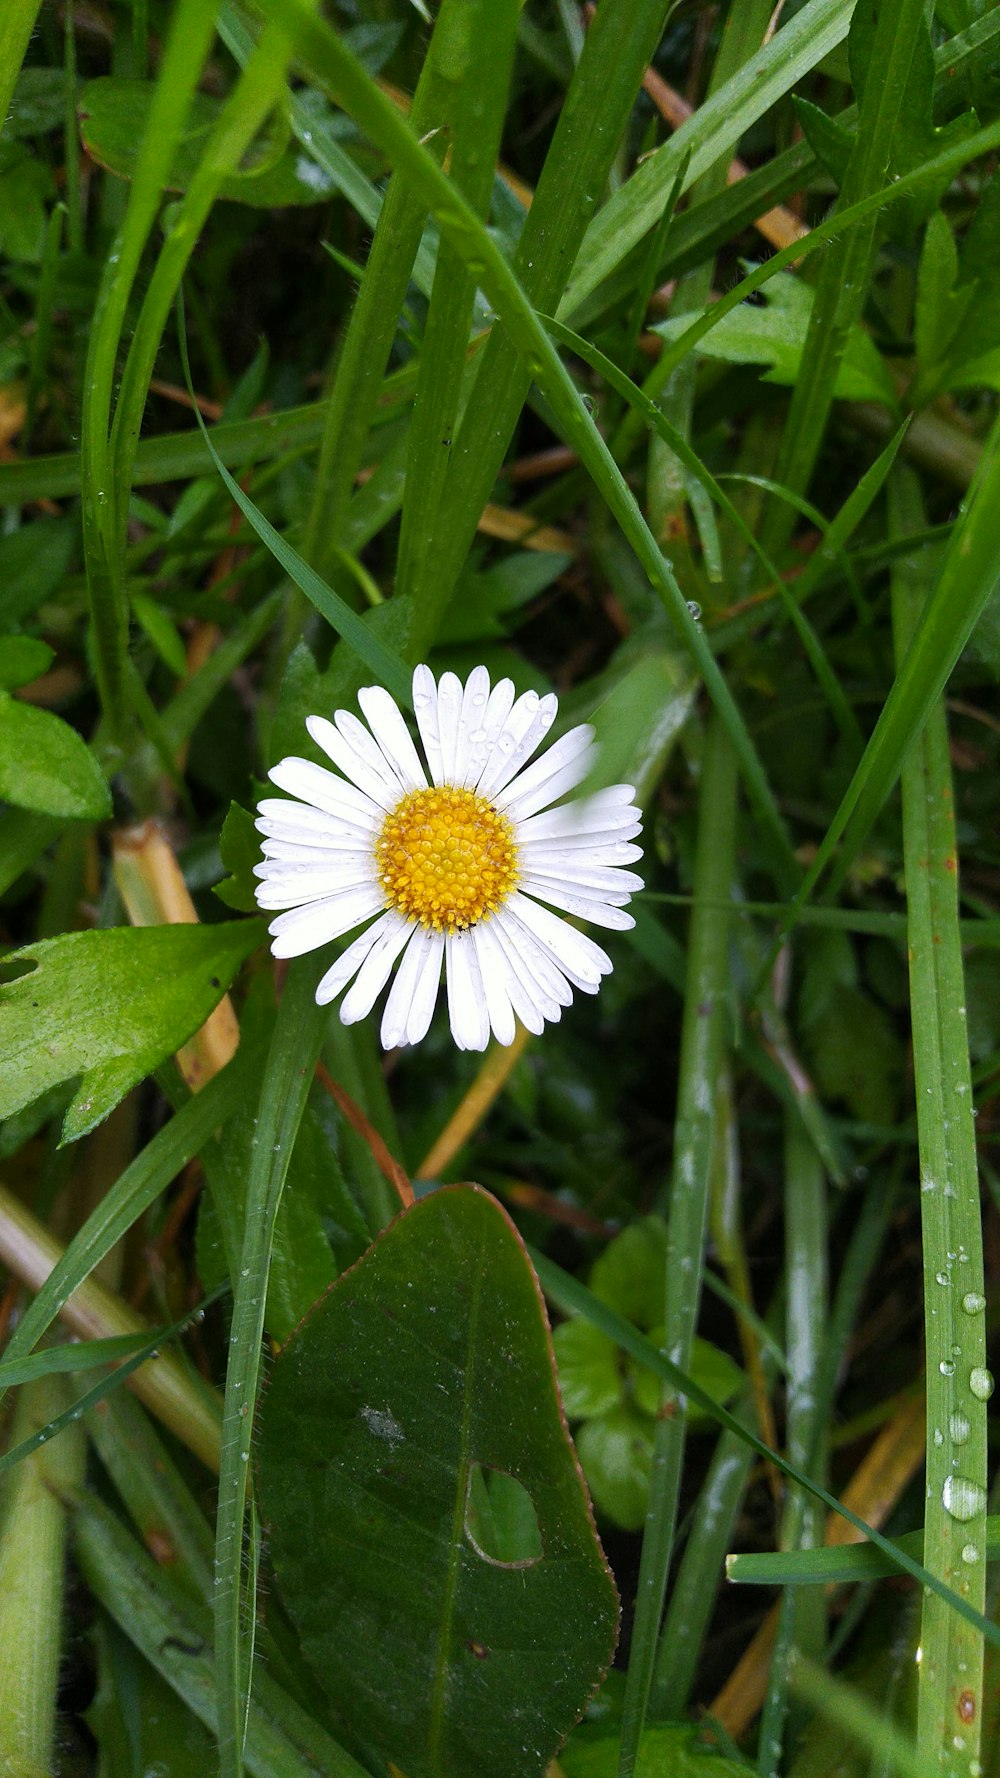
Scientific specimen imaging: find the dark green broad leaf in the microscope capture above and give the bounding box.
[258,1185,619,1778]
[0,518,75,632]
[0,921,262,1142]
[78,79,339,208]
[213,801,261,913]
[0,691,112,819]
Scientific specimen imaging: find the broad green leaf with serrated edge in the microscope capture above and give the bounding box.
[0,691,112,819]
[258,1185,618,1778]
[0,921,262,1142]
[654,272,896,406]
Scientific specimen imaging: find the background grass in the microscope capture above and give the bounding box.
[1,2,999,1775]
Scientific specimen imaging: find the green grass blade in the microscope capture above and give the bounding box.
[0,1334,150,1389]
[891,467,988,1773]
[256,0,801,891]
[728,1519,1000,1586]
[74,1492,371,1778]
[78,0,219,737]
[560,0,855,321]
[618,715,738,1775]
[179,324,411,708]
[761,0,927,551]
[213,958,328,1778]
[395,0,521,614]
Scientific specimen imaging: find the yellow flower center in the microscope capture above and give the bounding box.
[375,786,519,931]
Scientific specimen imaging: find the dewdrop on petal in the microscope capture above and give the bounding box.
[253,664,643,1052]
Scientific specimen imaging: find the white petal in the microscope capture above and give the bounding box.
[489,913,563,1029]
[467,677,516,788]
[434,671,464,784]
[496,724,595,818]
[315,912,399,1005]
[412,664,444,785]
[305,715,397,810]
[268,887,384,958]
[505,891,612,990]
[471,924,516,1046]
[445,930,490,1051]
[519,883,636,929]
[380,925,439,1049]
[519,860,644,897]
[475,690,558,801]
[256,802,362,846]
[406,932,445,1045]
[453,665,491,787]
[268,758,382,828]
[520,836,644,867]
[259,840,376,868]
[254,865,375,909]
[516,804,641,846]
[357,685,427,791]
[339,916,414,1024]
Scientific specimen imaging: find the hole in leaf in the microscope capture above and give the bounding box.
[464,1463,543,1568]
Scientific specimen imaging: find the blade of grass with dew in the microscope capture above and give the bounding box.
[559,0,856,322]
[529,1248,1000,1651]
[0,1062,241,1415]
[78,0,219,739]
[0,1334,151,1390]
[891,466,988,1774]
[760,0,927,557]
[728,1519,1000,1586]
[618,714,738,1778]
[214,956,328,1778]
[394,0,521,617]
[252,0,803,893]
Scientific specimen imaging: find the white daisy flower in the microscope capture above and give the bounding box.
[253,664,643,1052]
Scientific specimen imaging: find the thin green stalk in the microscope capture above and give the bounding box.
[300,0,482,587]
[761,0,925,554]
[620,713,738,1774]
[0,1373,85,1778]
[758,1118,827,1769]
[78,0,219,738]
[401,0,674,656]
[891,467,988,1774]
[213,956,328,1778]
[395,0,521,616]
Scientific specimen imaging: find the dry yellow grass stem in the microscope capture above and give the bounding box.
[0,1181,222,1472]
[416,1024,532,1181]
